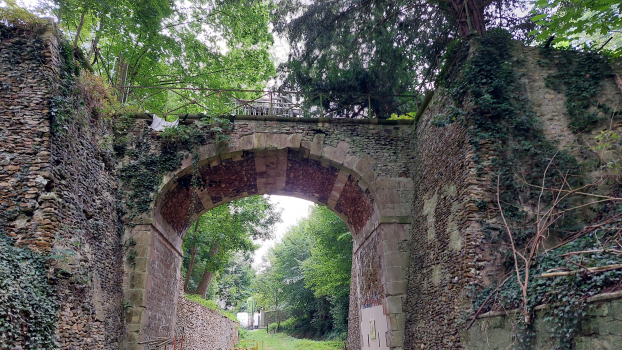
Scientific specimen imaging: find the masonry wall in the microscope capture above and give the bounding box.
[403,41,622,349]
[464,292,622,349]
[0,23,125,349]
[118,116,415,349]
[175,279,239,350]
[404,90,480,349]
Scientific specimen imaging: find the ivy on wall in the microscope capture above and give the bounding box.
[442,29,580,242]
[438,29,621,348]
[540,49,615,133]
[117,116,231,224]
[0,234,59,350]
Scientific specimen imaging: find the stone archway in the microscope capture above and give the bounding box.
[122,117,415,350]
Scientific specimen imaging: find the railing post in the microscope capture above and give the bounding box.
[368,94,372,118]
[269,91,273,116]
[319,94,323,118]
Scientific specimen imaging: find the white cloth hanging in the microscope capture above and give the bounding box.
[150,115,179,131]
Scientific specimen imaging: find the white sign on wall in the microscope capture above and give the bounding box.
[360,305,388,349]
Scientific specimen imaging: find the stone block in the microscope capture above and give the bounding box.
[287,134,302,149]
[385,296,403,314]
[327,170,349,208]
[131,229,153,245]
[380,224,411,241]
[133,243,151,259]
[387,281,407,295]
[322,140,350,165]
[209,156,222,167]
[309,134,325,160]
[383,252,409,268]
[389,313,406,331]
[385,267,403,283]
[133,257,149,273]
[387,330,405,347]
[343,154,359,171]
[126,290,145,308]
[382,239,400,253]
[240,135,254,150]
[253,133,267,149]
[129,272,148,289]
[353,154,375,178]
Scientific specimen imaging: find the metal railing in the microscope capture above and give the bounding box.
[117,85,421,119]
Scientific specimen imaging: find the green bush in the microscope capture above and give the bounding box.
[238,326,250,340]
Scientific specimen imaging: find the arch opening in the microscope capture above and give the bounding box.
[154,147,378,243]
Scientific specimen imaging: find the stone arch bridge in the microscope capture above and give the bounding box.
[7,23,622,350]
[124,116,416,350]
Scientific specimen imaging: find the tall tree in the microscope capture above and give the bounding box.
[183,196,281,299]
[272,0,533,116]
[254,262,285,332]
[254,205,353,338]
[302,206,352,301]
[43,0,276,113]
[531,0,622,56]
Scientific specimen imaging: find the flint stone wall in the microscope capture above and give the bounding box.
[403,42,622,349]
[175,279,239,350]
[0,23,125,349]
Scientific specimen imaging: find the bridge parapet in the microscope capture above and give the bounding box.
[120,86,421,120]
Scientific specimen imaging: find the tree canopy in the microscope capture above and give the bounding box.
[272,0,533,101]
[254,205,352,338]
[531,0,622,56]
[183,195,281,298]
[29,0,277,114]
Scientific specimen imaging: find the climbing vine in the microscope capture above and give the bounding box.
[443,28,580,241]
[0,234,59,350]
[438,29,622,348]
[539,49,615,133]
[116,115,231,225]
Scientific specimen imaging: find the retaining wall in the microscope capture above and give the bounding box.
[175,279,239,350]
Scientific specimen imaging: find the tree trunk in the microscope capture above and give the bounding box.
[195,244,219,298]
[184,220,201,292]
[184,244,196,292]
[57,1,64,23]
[73,11,86,48]
[195,270,214,298]
[275,294,280,332]
[451,0,487,38]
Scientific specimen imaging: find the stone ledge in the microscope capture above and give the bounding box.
[129,113,415,125]
[473,290,622,319]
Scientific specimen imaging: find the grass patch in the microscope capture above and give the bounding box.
[184,293,238,322]
[238,331,344,350]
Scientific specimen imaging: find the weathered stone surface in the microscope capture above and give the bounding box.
[464,295,622,349]
[174,278,239,350]
[0,23,124,350]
